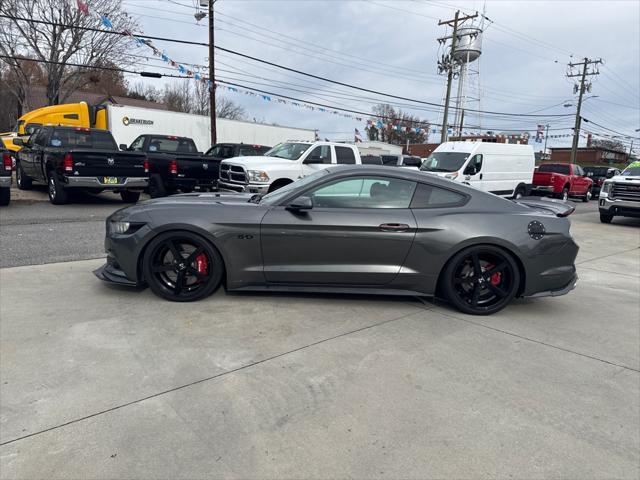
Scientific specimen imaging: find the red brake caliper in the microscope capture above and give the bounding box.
[484,263,502,286]
[195,253,208,278]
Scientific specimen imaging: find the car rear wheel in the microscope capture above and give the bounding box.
[142,232,224,302]
[0,187,10,206]
[599,212,613,223]
[48,171,69,205]
[512,185,526,199]
[16,162,32,190]
[148,174,167,198]
[120,190,141,203]
[582,188,592,202]
[442,245,520,315]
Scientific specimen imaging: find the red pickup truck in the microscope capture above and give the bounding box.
[531,163,593,202]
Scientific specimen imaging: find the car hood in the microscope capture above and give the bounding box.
[221,156,296,169]
[608,174,640,184]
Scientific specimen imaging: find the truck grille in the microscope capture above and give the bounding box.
[219,164,247,184]
[611,182,640,202]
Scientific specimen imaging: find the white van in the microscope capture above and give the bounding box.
[420,142,535,198]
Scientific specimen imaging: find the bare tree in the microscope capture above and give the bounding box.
[591,138,626,153]
[0,0,137,111]
[159,79,246,120]
[365,103,429,145]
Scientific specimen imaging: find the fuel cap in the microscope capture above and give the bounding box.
[528,221,546,240]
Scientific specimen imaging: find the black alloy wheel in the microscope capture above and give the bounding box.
[443,245,520,315]
[142,231,223,301]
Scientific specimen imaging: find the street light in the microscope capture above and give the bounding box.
[563,95,599,108]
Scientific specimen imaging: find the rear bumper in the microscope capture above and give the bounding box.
[218,180,269,194]
[65,176,148,189]
[599,197,640,217]
[0,176,11,187]
[530,185,555,194]
[529,273,578,298]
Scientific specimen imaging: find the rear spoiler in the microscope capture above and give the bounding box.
[512,197,576,217]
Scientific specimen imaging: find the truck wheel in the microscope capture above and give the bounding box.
[558,187,569,201]
[16,162,32,190]
[0,187,10,206]
[599,212,613,224]
[582,188,592,202]
[47,171,69,205]
[120,190,141,203]
[149,174,167,198]
[512,185,526,199]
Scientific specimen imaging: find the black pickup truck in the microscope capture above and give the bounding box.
[205,143,271,161]
[14,126,148,205]
[0,146,12,206]
[124,135,216,198]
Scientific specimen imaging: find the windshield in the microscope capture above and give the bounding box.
[263,142,310,160]
[259,169,331,205]
[538,164,570,175]
[621,166,640,177]
[381,155,399,166]
[148,137,198,154]
[206,144,236,158]
[583,167,610,176]
[50,129,117,149]
[420,151,470,172]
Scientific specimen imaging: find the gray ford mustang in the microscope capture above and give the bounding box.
[95,166,579,315]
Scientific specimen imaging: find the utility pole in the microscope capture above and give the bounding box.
[437,10,478,143]
[458,108,465,138]
[629,140,634,159]
[567,57,601,163]
[208,0,217,145]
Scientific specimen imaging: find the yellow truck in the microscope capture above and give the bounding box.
[1,102,108,152]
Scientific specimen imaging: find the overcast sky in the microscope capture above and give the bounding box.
[122,0,640,151]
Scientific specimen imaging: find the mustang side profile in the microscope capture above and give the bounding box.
[95,166,579,315]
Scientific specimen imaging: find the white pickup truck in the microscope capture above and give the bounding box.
[598,161,640,223]
[217,141,362,194]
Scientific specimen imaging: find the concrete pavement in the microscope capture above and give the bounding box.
[0,207,638,479]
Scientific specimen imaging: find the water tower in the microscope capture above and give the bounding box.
[452,26,483,135]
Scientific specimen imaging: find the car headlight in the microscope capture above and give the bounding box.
[444,172,459,180]
[247,170,270,183]
[109,221,144,235]
[601,181,612,196]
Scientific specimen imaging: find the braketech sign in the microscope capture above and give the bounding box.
[121,116,154,126]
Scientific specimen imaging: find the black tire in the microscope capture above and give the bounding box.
[441,245,520,315]
[599,212,613,224]
[558,187,569,201]
[268,180,292,193]
[47,171,69,205]
[16,162,32,190]
[0,187,10,206]
[149,174,167,198]
[120,190,141,203]
[582,188,592,202]
[142,231,224,302]
[512,185,526,199]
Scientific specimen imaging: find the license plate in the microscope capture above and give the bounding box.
[102,177,120,185]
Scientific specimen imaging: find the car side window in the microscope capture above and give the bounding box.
[129,136,145,151]
[575,166,584,176]
[464,154,483,174]
[410,183,468,209]
[306,145,332,164]
[335,146,356,164]
[307,176,417,209]
[32,129,47,147]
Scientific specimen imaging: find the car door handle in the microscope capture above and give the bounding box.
[379,223,410,232]
[479,173,483,180]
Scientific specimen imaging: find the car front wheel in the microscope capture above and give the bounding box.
[16,162,32,190]
[442,245,520,315]
[142,231,224,302]
[0,186,9,206]
[599,212,613,223]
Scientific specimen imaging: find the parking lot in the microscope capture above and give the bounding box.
[1,191,639,479]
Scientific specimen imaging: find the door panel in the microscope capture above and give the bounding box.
[261,207,417,285]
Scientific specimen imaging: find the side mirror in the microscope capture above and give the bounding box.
[119,144,128,151]
[12,138,24,146]
[304,156,324,164]
[286,196,313,212]
[606,171,614,179]
[464,166,477,176]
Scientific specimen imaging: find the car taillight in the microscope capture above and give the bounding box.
[2,153,11,171]
[168,160,178,175]
[143,159,149,173]
[63,153,73,172]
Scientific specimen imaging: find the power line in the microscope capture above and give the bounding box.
[0,14,574,119]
